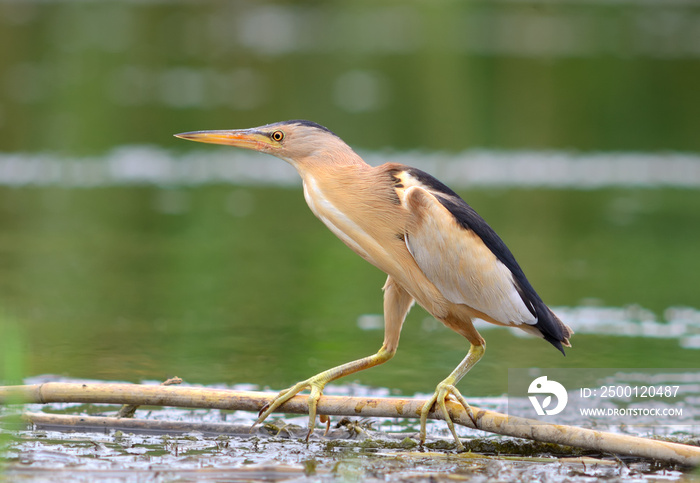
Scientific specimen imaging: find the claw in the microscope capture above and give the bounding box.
[304,387,321,441]
[418,343,484,450]
[250,378,325,440]
[257,402,270,418]
[249,348,395,441]
[419,383,476,451]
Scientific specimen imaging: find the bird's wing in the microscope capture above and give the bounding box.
[403,185,537,326]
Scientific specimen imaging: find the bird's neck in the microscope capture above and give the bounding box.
[299,161,414,279]
[291,147,369,178]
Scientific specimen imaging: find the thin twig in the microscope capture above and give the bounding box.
[19,412,371,440]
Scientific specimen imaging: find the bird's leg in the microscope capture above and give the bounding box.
[419,342,485,450]
[253,276,414,441]
[252,346,395,439]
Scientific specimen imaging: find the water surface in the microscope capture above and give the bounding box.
[1,183,698,396]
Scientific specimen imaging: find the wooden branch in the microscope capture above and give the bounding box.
[116,376,183,418]
[17,412,371,440]
[1,382,698,466]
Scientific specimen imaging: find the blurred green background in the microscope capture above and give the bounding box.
[0,1,698,396]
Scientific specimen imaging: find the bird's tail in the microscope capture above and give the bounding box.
[534,303,573,356]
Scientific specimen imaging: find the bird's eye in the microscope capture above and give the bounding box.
[271,130,284,142]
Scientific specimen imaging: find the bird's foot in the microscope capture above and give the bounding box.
[251,348,396,441]
[252,377,326,441]
[419,382,477,451]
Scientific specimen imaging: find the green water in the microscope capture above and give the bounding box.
[1,2,700,155]
[1,185,698,395]
[0,3,699,480]
[0,0,698,407]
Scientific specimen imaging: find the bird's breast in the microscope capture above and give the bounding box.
[300,168,454,318]
[303,175,375,261]
[301,173,410,273]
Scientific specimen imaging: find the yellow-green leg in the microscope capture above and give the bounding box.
[419,342,485,450]
[253,276,414,441]
[252,346,395,439]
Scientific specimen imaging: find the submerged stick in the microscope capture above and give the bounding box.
[18,412,367,440]
[1,382,698,466]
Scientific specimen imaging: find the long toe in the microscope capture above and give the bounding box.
[252,381,310,429]
[304,383,324,441]
[251,377,328,440]
[249,348,397,440]
[420,383,472,451]
[419,392,439,445]
[449,388,477,428]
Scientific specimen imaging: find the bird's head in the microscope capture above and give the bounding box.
[175,120,355,168]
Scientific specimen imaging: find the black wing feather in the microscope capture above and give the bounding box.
[406,167,568,354]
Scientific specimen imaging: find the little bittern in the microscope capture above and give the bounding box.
[175,120,573,449]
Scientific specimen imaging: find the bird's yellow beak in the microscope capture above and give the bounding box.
[174,129,274,151]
